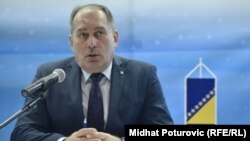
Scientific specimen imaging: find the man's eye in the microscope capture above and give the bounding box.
[78,33,87,38]
[95,31,104,37]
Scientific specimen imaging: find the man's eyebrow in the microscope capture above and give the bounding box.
[95,26,106,31]
[76,28,87,32]
[75,27,105,32]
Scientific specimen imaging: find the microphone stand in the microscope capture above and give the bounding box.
[0,91,48,130]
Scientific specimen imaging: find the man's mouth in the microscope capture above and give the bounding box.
[88,54,98,57]
[86,54,101,61]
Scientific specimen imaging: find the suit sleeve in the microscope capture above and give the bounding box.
[138,65,174,125]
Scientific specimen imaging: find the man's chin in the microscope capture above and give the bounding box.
[85,63,105,73]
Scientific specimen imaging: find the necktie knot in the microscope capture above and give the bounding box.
[90,73,104,84]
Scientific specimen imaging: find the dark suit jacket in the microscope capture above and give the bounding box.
[11,56,173,141]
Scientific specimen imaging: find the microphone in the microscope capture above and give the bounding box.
[21,68,66,97]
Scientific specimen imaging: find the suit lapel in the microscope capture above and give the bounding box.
[106,56,126,130]
[64,59,85,128]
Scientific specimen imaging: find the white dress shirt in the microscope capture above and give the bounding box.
[57,62,112,141]
[81,62,112,127]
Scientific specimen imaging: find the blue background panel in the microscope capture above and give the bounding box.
[1,0,250,140]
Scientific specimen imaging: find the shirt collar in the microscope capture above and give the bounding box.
[81,61,113,83]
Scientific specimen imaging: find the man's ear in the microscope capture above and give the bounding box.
[113,30,119,48]
[69,34,74,52]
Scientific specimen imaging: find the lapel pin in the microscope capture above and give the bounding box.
[120,71,124,75]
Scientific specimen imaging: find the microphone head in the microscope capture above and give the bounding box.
[53,68,66,83]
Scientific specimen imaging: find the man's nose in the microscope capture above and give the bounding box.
[86,36,97,49]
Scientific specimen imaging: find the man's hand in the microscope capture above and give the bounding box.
[85,131,121,141]
[64,128,121,141]
[64,128,97,141]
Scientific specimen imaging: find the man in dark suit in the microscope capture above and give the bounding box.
[11,3,173,141]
